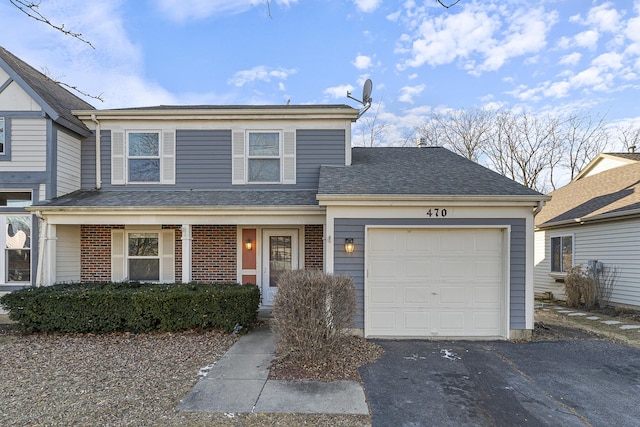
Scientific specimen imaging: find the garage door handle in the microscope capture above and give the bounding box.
[432,292,437,295]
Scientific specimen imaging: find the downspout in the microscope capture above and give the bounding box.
[533,200,545,216]
[91,114,101,189]
[34,210,47,287]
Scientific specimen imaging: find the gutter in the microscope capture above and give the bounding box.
[90,114,101,189]
[537,207,640,230]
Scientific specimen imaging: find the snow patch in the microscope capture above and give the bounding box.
[568,312,586,316]
[620,325,640,330]
[586,316,600,320]
[602,320,621,325]
[198,363,216,377]
[440,349,461,361]
[404,353,427,361]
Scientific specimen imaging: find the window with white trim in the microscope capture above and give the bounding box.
[110,130,175,185]
[1,191,32,284]
[551,235,572,273]
[111,228,175,282]
[232,129,296,185]
[248,131,281,183]
[128,131,161,183]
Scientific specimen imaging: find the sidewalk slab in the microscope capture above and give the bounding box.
[255,380,369,414]
[177,379,265,413]
[206,353,273,380]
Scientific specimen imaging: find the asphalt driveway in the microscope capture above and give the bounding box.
[359,339,640,426]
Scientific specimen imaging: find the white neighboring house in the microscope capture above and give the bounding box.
[534,152,640,307]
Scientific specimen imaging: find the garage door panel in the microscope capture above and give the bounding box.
[404,286,432,304]
[366,227,505,338]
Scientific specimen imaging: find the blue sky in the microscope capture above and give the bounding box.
[2,0,640,147]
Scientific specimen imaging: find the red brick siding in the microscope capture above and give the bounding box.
[191,225,237,282]
[80,225,124,283]
[81,225,182,283]
[304,224,324,271]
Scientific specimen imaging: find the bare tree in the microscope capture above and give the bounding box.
[9,0,94,48]
[616,123,640,153]
[558,112,609,187]
[355,101,389,147]
[417,108,495,162]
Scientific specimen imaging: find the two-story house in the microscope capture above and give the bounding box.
[2,47,549,340]
[0,46,94,299]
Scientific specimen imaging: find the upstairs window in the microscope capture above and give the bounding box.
[248,132,280,183]
[128,132,160,183]
[110,130,175,185]
[551,235,573,273]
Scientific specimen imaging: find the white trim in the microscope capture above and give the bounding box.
[181,224,192,283]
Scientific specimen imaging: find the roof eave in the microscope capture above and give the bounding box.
[72,106,360,122]
[317,194,550,206]
[536,207,640,230]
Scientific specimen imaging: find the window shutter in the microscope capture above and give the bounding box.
[161,229,175,283]
[111,131,126,185]
[161,130,176,184]
[111,229,125,281]
[232,131,245,185]
[282,130,296,184]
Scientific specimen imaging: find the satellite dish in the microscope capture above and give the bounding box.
[362,79,373,105]
[347,79,373,119]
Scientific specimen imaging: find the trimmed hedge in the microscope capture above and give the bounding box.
[0,282,260,334]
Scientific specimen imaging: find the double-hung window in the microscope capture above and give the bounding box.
[127,232,160,281]
[128,131,161,183]
[1,192,32,284]
[248,131,281,183]
[551,235,573,273]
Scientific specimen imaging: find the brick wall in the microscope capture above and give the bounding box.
[191,225,237,282]
[304,224,324,271]
[81,225,183,283]
[80,225,123,283]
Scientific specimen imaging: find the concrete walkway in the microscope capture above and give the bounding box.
[176,325,369,414]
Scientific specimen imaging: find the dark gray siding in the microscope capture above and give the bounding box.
[333,218,527,330]
[94,129,345,191]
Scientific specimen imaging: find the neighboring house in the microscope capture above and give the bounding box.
[534,152,640,307]
[2,47,549,339]
[0,46,94,304]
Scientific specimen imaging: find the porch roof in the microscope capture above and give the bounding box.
[30,189,319,209]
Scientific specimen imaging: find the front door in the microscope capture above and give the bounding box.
[262,229,299,306]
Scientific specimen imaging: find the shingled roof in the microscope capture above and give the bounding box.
[0,46,94,136]
[536,161,640,228]
[318,147,543,197]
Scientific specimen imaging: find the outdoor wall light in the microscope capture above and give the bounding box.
[245,239,253,251]
[344,238,355,253]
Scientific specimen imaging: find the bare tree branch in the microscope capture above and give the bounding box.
[40,66,104,102]
[9,0,94,49]
[436,0,462,8]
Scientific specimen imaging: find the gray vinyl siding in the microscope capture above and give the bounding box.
[296,130,345,188]
[91,129,346,191]
[333,218,527,330]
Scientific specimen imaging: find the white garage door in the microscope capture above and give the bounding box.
[366,228,505,338]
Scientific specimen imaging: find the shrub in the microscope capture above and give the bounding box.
[594,264,620,308]
[0,282,260,334]
[271,270,356,363]
[565,265,596,308]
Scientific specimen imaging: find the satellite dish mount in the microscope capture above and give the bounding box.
[347,79,373,119]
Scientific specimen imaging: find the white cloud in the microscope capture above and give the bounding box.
[398,84,425,103]
[156,0,297,22]
[559,52,582,66]
[353,55,372,70]
[228,66,297,87]
[574,30,600,49]
[395,3,556,75]
[585,2,621,33]
[353,0,381,13]
[324,84,354,99]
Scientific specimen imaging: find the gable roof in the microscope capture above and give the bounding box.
[574,152,640,181]
[318,147,544,198]
[0,46,94,136]
[536,161,640,229]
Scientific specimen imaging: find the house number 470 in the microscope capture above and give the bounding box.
[426,208,447,217]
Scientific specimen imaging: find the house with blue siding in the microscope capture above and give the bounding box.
[2,47,549,339]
